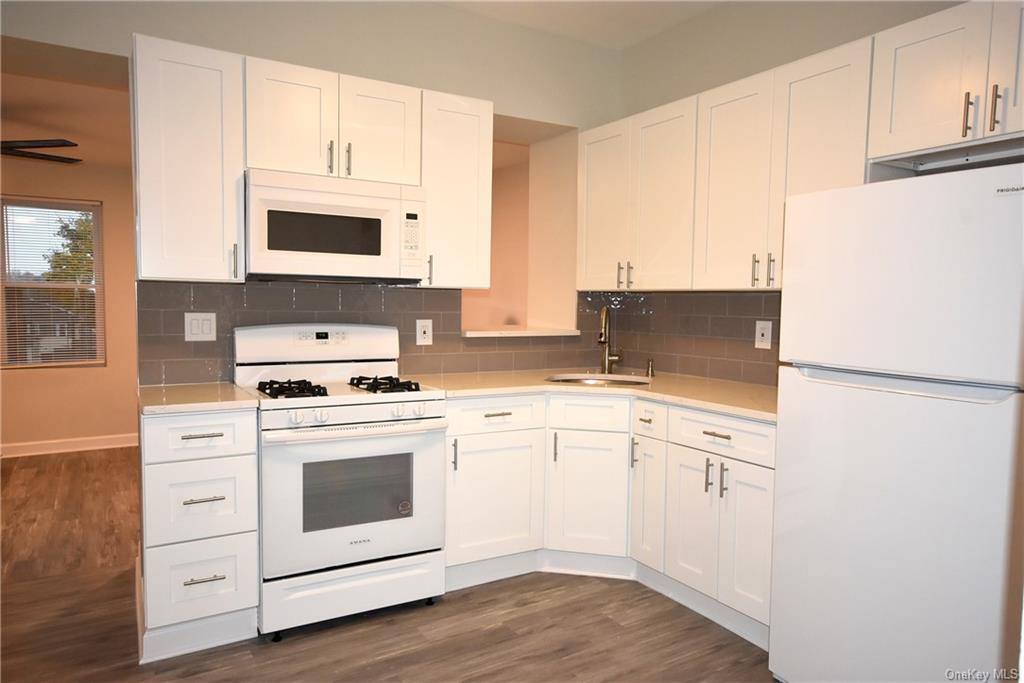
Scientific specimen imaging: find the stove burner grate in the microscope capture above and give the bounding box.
[258,379,329,399]
[349,375,421,394]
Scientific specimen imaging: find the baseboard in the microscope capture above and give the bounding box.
[446,551,540,592]
[537,549,637,580]
[1,432,138,458]
[140,608,257,664]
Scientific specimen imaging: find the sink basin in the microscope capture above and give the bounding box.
[545,373,652,387]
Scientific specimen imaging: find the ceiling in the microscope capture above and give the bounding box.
[449,1,717,50]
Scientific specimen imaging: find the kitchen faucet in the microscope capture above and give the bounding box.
[597,305,622,374]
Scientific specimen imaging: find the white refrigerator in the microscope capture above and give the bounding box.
[770,163,1024,682]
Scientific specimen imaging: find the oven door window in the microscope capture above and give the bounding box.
[267,210,382,256]
[302,453,413,532]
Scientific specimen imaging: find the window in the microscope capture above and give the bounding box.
[1,198,105,367]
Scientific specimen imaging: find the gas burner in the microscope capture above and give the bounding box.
[258,379,328,399]
[349,375,421,394]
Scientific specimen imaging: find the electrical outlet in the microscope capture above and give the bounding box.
[416,319,433,346]
[184,312,216,342]
[754,320,772,350]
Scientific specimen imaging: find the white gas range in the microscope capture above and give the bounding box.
[234,323,447,635]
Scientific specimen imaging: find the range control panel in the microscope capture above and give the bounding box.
[294,330,348,346]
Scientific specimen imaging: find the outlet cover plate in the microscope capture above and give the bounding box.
[754,320,772,350]
[184,312,217,342]
[416,319,433,346]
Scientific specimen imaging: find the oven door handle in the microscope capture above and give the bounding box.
[262,418,449,445]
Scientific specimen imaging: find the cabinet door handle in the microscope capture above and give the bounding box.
[184,573,226,587]
[427,255,434,285]
[452,438,458,471]
[990,84,1002,132]
[553,432,559,462]
[484,411,512,418]
[751,253,760,287]
[630,438,639,468]
[182,495,227,506]
[327,140,335,174]
[626,260,634,289]
[231,243,238,280]
[345,142,353,176]
[702,430,732,441]
[962,91,974,138]
[180,432,225,441]
[638,417,653,425]
[719,461,728,499]
[703,457,713,493]
[616,262,624,289]
[767,252,776,287]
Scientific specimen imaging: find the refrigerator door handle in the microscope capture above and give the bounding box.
[795,365,1018,404]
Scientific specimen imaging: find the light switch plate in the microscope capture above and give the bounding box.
[184,312,217,342]
[416,319,433,346]
[754,320,772,350]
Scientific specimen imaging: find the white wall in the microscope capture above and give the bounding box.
[620,1,956,115]
[0,1,623,129]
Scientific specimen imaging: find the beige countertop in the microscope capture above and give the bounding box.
[139,382,259,416]
[417,368,778,423]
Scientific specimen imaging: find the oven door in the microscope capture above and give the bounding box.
[260,421,446,580]
[247,173,401,279]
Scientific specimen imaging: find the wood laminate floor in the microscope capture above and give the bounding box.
[1,448,772,682]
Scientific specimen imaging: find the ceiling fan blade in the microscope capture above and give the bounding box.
[1,139,79,150]
[1,148,82,164]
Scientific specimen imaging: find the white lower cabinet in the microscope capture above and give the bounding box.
[445,429,546,566]
[545,428,630,556]
[629,435,667,571]
[665,444,720,597]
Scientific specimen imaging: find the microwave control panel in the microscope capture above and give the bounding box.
[402,212,422,257]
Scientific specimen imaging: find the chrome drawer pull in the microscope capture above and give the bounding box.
[183,574,226,587]
[638,417,653,425]
[180,432,224,441]
[630,438,638,468]
[703,457,713,493]
[962,91,973,138]
[452,438,459,471]
[702,430,732,441]
[484,411,513,418]
[182,495,226,506]
[719,462,728,499]
[990,84,1002,132]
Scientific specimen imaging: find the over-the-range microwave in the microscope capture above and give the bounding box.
[246,169,426,282]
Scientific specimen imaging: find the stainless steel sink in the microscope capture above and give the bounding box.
[545,373,651,387]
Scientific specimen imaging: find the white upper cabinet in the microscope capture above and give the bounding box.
[245,57,339,176]
[987,2,1024,138]
[629,97,698,290]
[693,71,774,290]
[339,76,421,185]
[133,35,245,282]
[629,435,667,572]
[768,38,872,289]
[577,120,630,291]
[420,90,493,289]
[868,2,994,157]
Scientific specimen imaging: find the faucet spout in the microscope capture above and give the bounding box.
[597,305,622,374]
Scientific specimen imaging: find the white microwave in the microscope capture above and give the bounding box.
[246,169,426,281]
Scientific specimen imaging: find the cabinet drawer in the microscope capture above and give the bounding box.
[144,455,258,547]
[145,532,258,629]
[143,410,257,464]
[667,407,776,468]
[548,395,630,432]
[447,395,546,435]
[633,400,668,441]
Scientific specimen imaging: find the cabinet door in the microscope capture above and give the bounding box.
[420,91,492,289]
[987,2,1024,138]
[577,120,630,291]
[545,429,629,556]
[716,456,774,625]
[133,35,244,282]
[768,38,872,289]
[446,430,545,566]
[628,97,698,290]
[245,57,338,176]
[693,72,773,290]
[664,445,719,598]
[868,2,993,157]
[340,76,421,185]
[629,435,667,571]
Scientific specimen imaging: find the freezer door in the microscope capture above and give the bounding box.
[770,366,1023,682]
[779,163,1024,387]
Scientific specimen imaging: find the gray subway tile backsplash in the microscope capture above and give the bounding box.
[137,282,781,386]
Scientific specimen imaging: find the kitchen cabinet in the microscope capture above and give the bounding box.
[664,443,719,598]
[420,90,493,289]
[693,72,774,290]
[768,38,872,288]
[340,76,421,185]
[132,35,244,282]
[868,2,995,158]
[629,434,667,571]
[988,2,1024,138]
[245,57,338,176]
[545,428,630,556]
[628,97,698,290]
[445,430,545,566]
[576,120,630,290]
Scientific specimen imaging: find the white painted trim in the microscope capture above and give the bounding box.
[446,551,539,592]
[537,549,636,580]
[1,432,138,458]
[140,607,257,664]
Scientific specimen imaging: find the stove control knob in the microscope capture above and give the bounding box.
[415,403,427,417]
[391,404,406,418]
[290,411,306,425]
[313,409,329,423]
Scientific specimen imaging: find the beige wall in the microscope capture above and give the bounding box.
[620,1,956,115]
[0,74,138,455]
